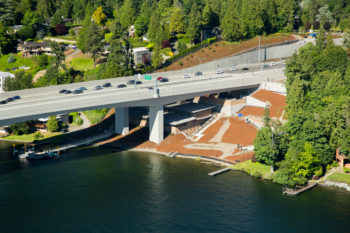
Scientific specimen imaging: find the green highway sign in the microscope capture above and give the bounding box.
[145,75,152,80]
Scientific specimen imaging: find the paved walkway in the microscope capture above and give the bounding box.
[184,143,238,158]
[209,119,230,143]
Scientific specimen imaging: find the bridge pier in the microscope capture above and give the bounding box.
[149,105,164,144]
[115,107,129,135]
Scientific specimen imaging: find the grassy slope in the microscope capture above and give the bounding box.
[231,160,272,179]
[70,58,94,71]
[327,172,350,185]
[0,54,35,73]
[83,109,109,124]
[4,132,62,142]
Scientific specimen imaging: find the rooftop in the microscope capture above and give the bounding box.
[132,47,149,53]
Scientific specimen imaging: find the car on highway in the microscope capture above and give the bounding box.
[94,85,103,90]
[261,64,269,69]
[216,69,224,74]
[270,62,277,66]
[0,100,7,104]
[73,89,83,94]
[230,67,238,71]
[183,74,190,78]
[194,71,203,76]
[241,67,249,71]
[65,90,72,94]
[127,80,135,85]
[79,87,87,91]
[136,81,143,85]
[59,89,67,94]
[157,77,164,81]
[159,77,169,83]
[103,82,112,87]
[6,97,14,102]
[13,96,20,100]
[117,84,127,88]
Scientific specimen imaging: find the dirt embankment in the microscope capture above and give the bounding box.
[159,34,297,72]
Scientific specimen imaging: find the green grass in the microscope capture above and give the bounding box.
[83,109,109,124]
[0,54,35,73]
[327,172,350,185]
[231,160,272,179]
[70,58,94,71]
[4,132,62,142]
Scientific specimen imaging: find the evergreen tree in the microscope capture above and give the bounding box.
[0,0,15,25]
[169,8,185,34]
[119,0,135,29]
[47,116,59,132]
[186,3,201,44]
[152,43,163,68]
[85,21,103,67]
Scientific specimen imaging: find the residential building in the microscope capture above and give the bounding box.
[132,47,151,65]
[17,41,52,57]
[0,72,15,93]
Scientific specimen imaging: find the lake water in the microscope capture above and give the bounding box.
[0,141,349,233]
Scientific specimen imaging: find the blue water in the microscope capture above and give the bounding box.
[0,141,349,233]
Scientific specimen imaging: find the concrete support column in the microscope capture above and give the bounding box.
[149,105,164,144]
[115,107,129,135]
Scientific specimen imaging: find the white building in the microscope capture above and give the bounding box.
[0,72,15,93]
[132,47,151,65]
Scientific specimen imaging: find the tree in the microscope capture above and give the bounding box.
[323,22,331,31]
[47,116,59,132]
[10,122,31,135]
[0,0,14,25]
[186,3,201,44]
[316,5,334,25]
[0,22,15,56]
[305,21,311,32]
[152,43,163,68]
[4,71,33,91]
[169,8,185,34]
[263,106,271,127]
[253,127,279,166]
[221,1,242,41]
[119,0,135,29]
[134,14,149,36]
[313,21,320,29]
[83,21,103,67]
[92,6,107,26]
[101,18,134,79]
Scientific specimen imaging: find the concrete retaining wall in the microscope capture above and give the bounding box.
[246,96,266,108]
[260,82,286,95]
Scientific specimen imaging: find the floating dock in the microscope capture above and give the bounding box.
[208,167,232,176]
[283,182,317,196]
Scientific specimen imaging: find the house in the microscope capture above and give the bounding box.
[0,71,15,93]
[9,25,23,33]
[17,41,52,57]
[132,47,151,65]
[336,147,350,168]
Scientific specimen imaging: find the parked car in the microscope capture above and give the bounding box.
[94,85,103,90]
[73,89,83,94]
[241,67,249,71]
[59,89,67,94]
[13,96,20,100]
[0,100,7,104]
[159,77,169,83]
[183,74,190,78]
[127,80,135,85]
[117,84,127,88]
[79,87,87,91]
[216,69,224,74]
[103,82,111,87]
[194,71,203,76]
[230,67,238,71]
[64,90,72,94]
[270,62,277,66]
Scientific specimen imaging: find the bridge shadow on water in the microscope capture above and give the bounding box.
[0,124,167,177]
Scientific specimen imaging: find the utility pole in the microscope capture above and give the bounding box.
[258,35,261,63]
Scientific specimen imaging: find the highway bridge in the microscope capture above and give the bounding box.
[0,65,286,143]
